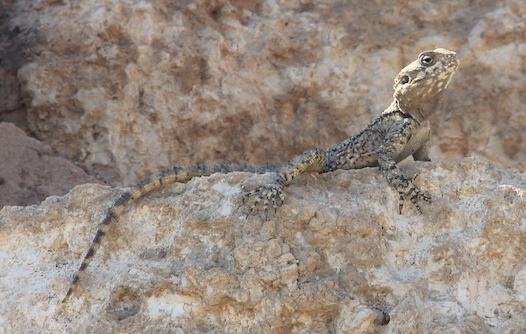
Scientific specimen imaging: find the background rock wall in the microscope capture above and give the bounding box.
[1,0,525,191]
[0,122,97,206]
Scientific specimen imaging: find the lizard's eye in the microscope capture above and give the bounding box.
[400,75,410,84]
[420,54,435,66]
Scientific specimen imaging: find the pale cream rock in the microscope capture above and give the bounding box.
[1,157,526,333]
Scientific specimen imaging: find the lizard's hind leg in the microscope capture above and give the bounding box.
[244,148,327,217]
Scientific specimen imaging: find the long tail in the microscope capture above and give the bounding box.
[62,163,280,302]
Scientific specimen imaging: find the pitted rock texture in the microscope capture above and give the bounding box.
[1,157,526,333]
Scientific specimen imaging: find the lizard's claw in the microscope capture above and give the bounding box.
[244,184,285,218]
[397,183,431,213]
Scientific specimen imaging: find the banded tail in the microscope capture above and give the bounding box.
[62,163,280,302]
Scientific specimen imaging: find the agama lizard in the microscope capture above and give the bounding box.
[62,48,459,302]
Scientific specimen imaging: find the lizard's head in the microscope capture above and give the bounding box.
[393,48,459,122]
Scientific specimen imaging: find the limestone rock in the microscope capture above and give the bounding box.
[0,0,523,188]
[0,122,99,207]
[1,157,526,333]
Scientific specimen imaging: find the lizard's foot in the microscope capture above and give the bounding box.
[244,184,285,217]
[396,180,431,213]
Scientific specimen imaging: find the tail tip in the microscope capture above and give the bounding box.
[61,288,73,303]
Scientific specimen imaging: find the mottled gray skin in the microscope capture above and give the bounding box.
[63,48,459,302]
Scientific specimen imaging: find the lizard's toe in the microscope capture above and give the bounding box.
[245,184,285,217]
[397,182,431,214]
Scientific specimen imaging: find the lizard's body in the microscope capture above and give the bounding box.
[63,48,459,302]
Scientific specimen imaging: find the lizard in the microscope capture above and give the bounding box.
[62,48,459,302]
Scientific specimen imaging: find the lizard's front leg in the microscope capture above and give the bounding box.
[379,121,431,213]
[245,148,327,216]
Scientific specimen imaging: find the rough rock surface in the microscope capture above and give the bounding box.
[0,122,99,207]
[1,0,525,189]
[1,157,526,333]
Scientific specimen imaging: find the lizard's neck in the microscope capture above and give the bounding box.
[395,94,443,123]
